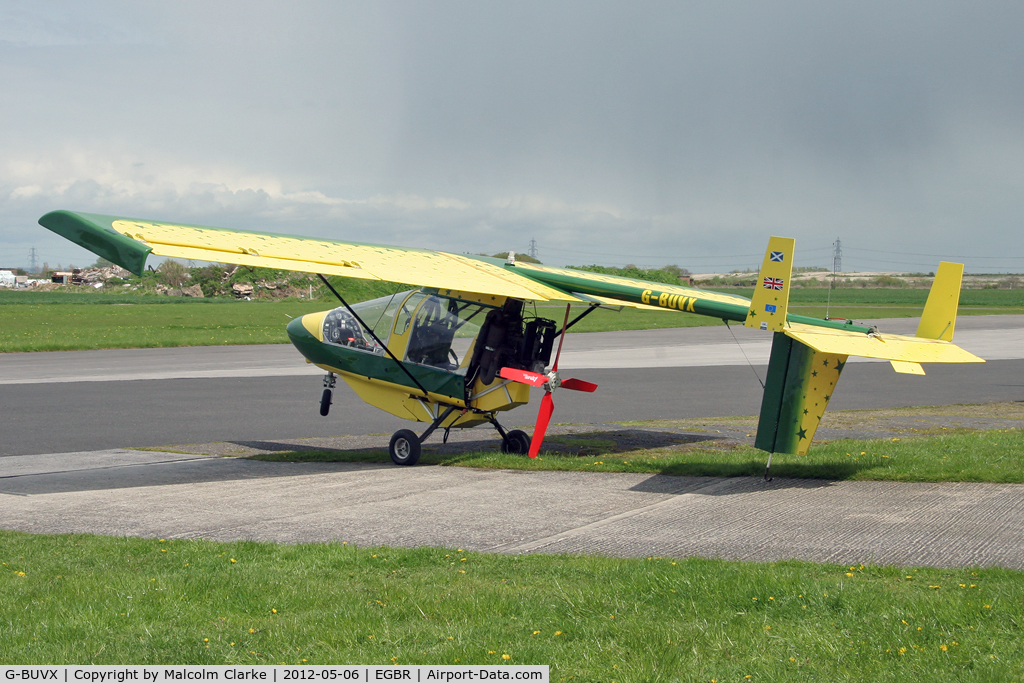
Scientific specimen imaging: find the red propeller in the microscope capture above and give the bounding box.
[499,305,597,458]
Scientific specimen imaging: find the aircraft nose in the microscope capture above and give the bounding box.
[287,311,329,345]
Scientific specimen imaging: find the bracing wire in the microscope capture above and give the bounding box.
[724,320,764,389]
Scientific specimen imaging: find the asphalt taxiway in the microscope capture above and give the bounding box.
[1,315,1021,568]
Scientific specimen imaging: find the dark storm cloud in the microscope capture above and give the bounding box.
[1,0,1022,272]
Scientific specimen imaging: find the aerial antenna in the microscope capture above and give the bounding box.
[28,247,39,274]
[825,238,842,320]
[528,238,538,260]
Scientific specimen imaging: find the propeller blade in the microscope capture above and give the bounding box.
[499,366,547,387]
[560,378,598,393]
[528,391,555,458]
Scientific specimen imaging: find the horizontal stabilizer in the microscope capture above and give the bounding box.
[784,322,984,365]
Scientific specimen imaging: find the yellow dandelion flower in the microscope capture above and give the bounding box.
[488,651,495,655]
[229,643,235,647]
[846,572,854,577]
[461,557,467,562]
[985,605,991,609]
[502,654,510,660]
[272,609,277,614]
[940,644,948,651]
[249,628,255,634]
[230,558,237,563]
[554,631,562,636]
[532,631,540,635]
[458,570,466,574]
[789,658,795,662]
[204,638,209,643]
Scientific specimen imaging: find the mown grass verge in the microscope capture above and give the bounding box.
[2,288,1019,351]
[0,299,329,351]
[249,429,1023,484]
[1,530,1021,680]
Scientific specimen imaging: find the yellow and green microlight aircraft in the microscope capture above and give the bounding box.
[39,210,984,476]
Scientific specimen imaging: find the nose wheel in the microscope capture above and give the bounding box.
[320,373,336,416]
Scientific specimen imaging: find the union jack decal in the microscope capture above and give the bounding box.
[763,277,784,290]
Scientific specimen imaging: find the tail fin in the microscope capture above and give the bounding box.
[744,237,795,332]
[916,262,964,341]
[756,333,848,455]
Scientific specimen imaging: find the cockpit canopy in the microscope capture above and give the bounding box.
[320,290,491,373]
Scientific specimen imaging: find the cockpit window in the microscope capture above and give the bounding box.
[320,290,412,355]
[405,295,488,373]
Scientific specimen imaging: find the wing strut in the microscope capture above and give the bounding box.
[553,303,601,338]
[316,274,430,399]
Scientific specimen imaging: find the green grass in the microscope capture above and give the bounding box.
[0,299,330,351]
[1,287,1019,352]
[1,531,1021,680]
[250,429,1024,484]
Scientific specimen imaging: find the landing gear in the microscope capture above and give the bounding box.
[320,373,336,416]
[488,417,530,455]
[389,429,422,466]
[501,429,531,454]
[320,389,333,416]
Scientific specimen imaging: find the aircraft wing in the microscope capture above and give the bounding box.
[38,210,579,302]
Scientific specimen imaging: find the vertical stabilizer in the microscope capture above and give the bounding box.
[916,262,964,341]
[744,237,795,332]
[756,333,848,456]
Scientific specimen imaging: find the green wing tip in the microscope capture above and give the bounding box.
[38,210,152,275]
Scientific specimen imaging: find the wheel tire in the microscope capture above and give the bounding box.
[501,429,532,455]
[319,389,332,416]
[389,429,421,466]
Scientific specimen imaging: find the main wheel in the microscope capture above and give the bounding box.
[319,389,332,416]
[501,429,532,455]
[389,429,421,466]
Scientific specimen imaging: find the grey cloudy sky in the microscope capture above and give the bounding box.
[2,0,1023,273]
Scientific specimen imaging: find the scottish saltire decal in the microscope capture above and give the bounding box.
[763,277,784,290]
[770,251,785,262]
[765,303,777,313]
